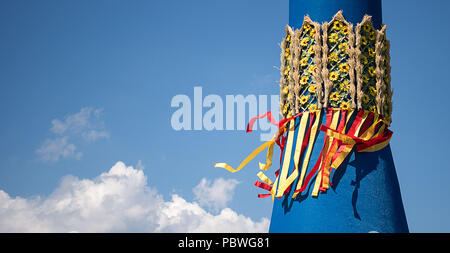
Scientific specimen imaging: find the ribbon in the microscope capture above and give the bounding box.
[246,111,278,133]
[214,139,276,173]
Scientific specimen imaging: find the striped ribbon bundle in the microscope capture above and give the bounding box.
[214,108,391,200]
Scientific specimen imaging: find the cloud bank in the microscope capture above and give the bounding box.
[0,162,269,232]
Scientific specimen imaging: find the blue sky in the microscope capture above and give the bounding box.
[0,0,449,232]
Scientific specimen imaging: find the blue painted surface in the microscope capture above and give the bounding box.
[289,0,382,29]
[269,108,409,232]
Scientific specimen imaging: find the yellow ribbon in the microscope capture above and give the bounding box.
[257,171,274,186]
[276,115,309,197]
[258,140,275,171]
[214,139,275,173]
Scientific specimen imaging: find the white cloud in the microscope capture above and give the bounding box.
[37,107,109,162]
[0,162,269,233]
[193,178,239,212]
[81,130,110,142]
[50,107,104,135]
[36,137,82,162]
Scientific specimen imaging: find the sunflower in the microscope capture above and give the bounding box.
[284,47,290,57]
[338,43,349,53]
[287,93,293,100]
[340,81,350,92]
[329,71,339,81]
[363,23,372,33]
[300,37,310,47]
[300,76,309,85]
[309,103,317,111]
[299,95,310,104]
[368,47,375,57]
[329,33,339,43]
[328,52,338,62]
[340,101,351,110]
[308,65,317,74]
[283,86,289,94]
[369,86,377,96]
[333,21,343,30]
[361,36,367,45]
[303,23,311,31]
[369,105,377,113]
[310,28,316,37]
[286,35,291,42]
[342,25,349,35]
[369,31,376,41]
[308,45,315,55]
[362,94,370,104]
[300,57,309,66]
[360,54,368,65]
[330,91,340,101]
[368,66,376,77]
[308,84,317,93]
[339,63,350,73]
[362,74,369,83]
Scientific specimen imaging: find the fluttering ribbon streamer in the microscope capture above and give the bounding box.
[215,108,393,200]
[246,111,278,133]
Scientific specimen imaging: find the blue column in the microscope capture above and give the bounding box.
[269,0,409,233]
[289,0,382,29]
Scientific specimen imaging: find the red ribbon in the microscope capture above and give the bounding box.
[319,122,393,150]
[246,111,306,134]
[246,111,306,168]
[246,111,279,133]
[294,148,325,194]
[254,181,272,191]
[359,111,374,135]
[355,129,393,151]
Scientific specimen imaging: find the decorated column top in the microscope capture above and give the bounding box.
[280,10,392,125]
